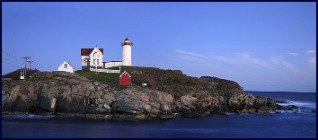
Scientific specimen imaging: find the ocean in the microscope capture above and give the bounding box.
[2,92,316,138]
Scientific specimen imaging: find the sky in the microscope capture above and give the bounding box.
[2,2,316,92]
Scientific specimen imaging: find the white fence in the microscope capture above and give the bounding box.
[90,68,120,73]
[103,61,122,68]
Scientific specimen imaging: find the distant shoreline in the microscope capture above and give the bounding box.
[245,91,316,94]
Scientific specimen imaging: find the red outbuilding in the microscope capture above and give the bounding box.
[119,71,132,86]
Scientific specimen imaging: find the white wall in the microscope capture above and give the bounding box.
[81,56,90,66]
[122,45,132,66]
[104,61,122,68]
[89,47,103,68]
[58,61,75,73]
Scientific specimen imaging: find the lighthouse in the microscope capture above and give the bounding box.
[121,38,132,66]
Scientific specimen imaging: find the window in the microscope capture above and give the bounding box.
[64,64,67,68]
[97,59,99,65]
[93,59,96,65]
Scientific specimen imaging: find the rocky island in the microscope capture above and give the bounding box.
[2,66,291,120]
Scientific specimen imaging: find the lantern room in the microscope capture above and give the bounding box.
[121,38,133,46]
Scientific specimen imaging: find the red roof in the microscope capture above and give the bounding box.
[119,71,131,78]
[81,48,104,56]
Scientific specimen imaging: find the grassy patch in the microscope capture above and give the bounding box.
[75,70,123,89]
[2,69,39,80]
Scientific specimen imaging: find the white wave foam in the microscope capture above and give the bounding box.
[277,101,316,109]
[3,114,55,119]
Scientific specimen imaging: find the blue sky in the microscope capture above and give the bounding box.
[2,2,316,92]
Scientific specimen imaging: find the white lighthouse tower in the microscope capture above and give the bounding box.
[121,38,132,66]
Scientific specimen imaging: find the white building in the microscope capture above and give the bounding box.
[58,61,75,73]
[81,38,133,71]
[81,46,104,70]
[20,70,25,80]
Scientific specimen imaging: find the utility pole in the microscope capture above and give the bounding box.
[22,57,31,79]
[27,60,34,70]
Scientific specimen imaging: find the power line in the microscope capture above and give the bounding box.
[22,57,31,80]
[27,60,34,70]
[2,57,10,61]
[2,50,22,61]
[2,50,10,56]
[2,56,23,65]
[2,60,9,64]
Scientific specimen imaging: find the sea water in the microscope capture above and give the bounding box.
[2,92,316,138]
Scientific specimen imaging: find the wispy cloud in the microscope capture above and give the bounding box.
[281,61,299,73]
[234,52,272,69]
[213,52,276,70]
[287,52,298,56]
[213,52,302,73]
[306,50,316,54]
[307,57,316,65]
[176,50,304,74]
[269,56,300,73]
[269,56,283,65]
[175,49,206,62]
[173,55,203,61]
[213,55,236,64]
[175,50,206,58]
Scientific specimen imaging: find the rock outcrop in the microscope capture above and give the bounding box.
[2,71,280,120]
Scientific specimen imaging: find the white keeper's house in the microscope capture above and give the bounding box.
[57,61,75,73]
[81,38,133,71]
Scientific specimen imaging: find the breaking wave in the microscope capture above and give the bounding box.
[277,100,316,113]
